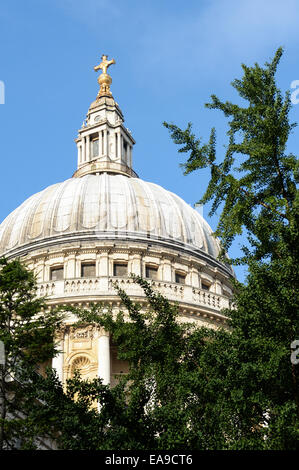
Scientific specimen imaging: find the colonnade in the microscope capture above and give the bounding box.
[77,129,132,167]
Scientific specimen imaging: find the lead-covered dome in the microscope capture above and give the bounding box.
[0,173,222,260]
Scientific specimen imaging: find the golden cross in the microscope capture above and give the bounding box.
[94,54,116,75]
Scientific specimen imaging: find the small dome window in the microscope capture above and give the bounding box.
[175,272,186,285]
[92,138,99,158]
[50,266,64,281]
[145,265,158,280]
[201,282,210,291]
[113,263,128,277]
[81,263,96,278]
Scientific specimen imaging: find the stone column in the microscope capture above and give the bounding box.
[190,266,199,288]
[115,133,118,159]
[214,277,222,294]
[131,253,142,276]
[98,252,109,277]
[75,258,81,278]
[198,269,202,289]
[107,131,110,157]
[98,251,109,290]
[77,142,81,167]
[162,258,172,282]
[35,259,45,283]
[98,131,102,157]
[45,264,51,282]
[129,146,132,168]
[118,132,122,162]
[104,129,108,156]
[52,338,64,383]
[98,331,110,385]
[82,136,86,162]
[65,253,76,279]
[86,134,90,162]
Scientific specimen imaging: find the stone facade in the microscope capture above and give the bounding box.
[23,237,233,385]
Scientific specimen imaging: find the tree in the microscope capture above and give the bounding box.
[0,258,216,450]
[0,258,64,449]
[163,48,299,449]
[164,48,298,263]
[2,48,298,450]
[1,275,201,450]
[39,276,230,450]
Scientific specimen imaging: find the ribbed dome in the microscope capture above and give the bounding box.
[0,174,222,260]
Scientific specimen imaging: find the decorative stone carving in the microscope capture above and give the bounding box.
[71,356,91,373]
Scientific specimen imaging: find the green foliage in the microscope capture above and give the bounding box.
[0,258,64,449]
[161,48,299,449]
[42,266,295,450]
[164,47,298,265]
[1,264,297,449]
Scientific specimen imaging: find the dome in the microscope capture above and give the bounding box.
[0,173,223,262]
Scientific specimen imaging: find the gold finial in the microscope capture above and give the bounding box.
[94,54,116,98]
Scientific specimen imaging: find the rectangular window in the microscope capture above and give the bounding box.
[146,266,158,280]
[50,267,64,281]
[175,272,186,284]
[202,282,210,291]
[81,263,96,278]
[123,140,127,162]
[92,139,99,157]
[113,263,128,277]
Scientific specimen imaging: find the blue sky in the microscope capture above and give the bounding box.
[0,0,299,282]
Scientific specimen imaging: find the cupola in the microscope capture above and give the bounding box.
[73,54,137,179]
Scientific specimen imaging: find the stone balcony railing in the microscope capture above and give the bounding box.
[36,276,231,313]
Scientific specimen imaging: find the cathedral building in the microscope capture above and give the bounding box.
[0,55,234,387]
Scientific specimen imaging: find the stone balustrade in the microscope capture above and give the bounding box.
[36,276,230,314]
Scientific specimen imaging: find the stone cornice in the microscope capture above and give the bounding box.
[6,236,233,280]
[78,118,135,145]
[44,294,229,327]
